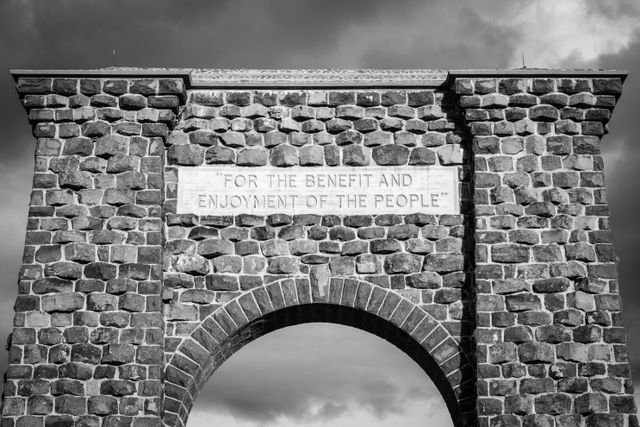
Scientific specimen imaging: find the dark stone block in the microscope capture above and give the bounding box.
[372,145,409,165]
[328,226,356,242]
[328,91,355,106]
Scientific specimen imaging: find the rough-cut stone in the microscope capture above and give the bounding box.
[438,144,463,165]
[338,144,367,166]
[267,257,298,274]
[383,253,422,274]
[370,239,402,254]
[167,145,204,165]
[424,253,464,273]
[299,145,324,166]
[237,148,268,166]
[270,144,298,166]
[197,239,233,258]
[372,145,409,165]
[174,254,209,275]
[518,342,554,363]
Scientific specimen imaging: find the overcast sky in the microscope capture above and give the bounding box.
[0,1,639,425]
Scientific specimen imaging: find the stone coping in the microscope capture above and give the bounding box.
[10,68,629,88]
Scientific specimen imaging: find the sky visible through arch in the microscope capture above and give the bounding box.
[188,323,454,427]
[0,0,639,424]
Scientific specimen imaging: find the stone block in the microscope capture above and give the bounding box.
[437,144,463,165]
[370,239,402,254]
[343,215,373,228]
[42,294,84,313]
[355,254,377,274]
[329,257,354,275]
[84,262,117,280]
[364,131,393,147]
[405,91,433,107]
[299,145,324,166]
[270,144,298,166]
[167,145,204,166]
[260,239,289,257]
[267,257,298,274]
[197,239,233,258]
[383,253,422,274]
[335,105,365,120]
[88,396,118,415]
[237,148,268,166]
[534,393,572,415]
[424,253,464,273]
[518,342,554,363]
[342,144,370,166]
[173,254,209,275]
[372,144,409,165]
[406,272,440,289]
[491,244,530,263]
[328,226,356,242]
[405,238,433,254]
[417,104,444,120]
[532,277,570,293]
[573,291,596,312]
[506,294,541,312]
[557,343,589,362]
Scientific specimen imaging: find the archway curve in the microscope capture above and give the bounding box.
[162,278,476,427]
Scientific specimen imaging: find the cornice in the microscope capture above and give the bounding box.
[10,68,629,88]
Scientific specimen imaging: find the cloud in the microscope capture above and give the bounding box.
[190,324,448,425]
[280,2,523,69]
[505,0,640,68]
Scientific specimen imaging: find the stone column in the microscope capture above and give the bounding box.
[454,74,638,426]
[1,74,185,427]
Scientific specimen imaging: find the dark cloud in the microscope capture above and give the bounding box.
[192,324,443,425]
[357,5,522,69]
[0,0,430,70]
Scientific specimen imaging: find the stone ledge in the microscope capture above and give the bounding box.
[10,68,629,88]
[448,68,628,79]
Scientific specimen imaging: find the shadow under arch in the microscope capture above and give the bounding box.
[162,278,476,427]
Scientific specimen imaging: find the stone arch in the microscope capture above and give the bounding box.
[162,278,475,427]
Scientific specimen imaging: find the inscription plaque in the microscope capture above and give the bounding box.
[177,166,459,215]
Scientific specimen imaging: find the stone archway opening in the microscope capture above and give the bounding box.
[162,278,475,427]
[187,321,454,427]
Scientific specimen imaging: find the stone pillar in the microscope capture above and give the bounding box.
[1,74,186,427]
[454,74,638,426]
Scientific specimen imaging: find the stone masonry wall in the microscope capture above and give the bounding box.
[454,76,638,426]
[1,69,637,427]
[1,76,184,427]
